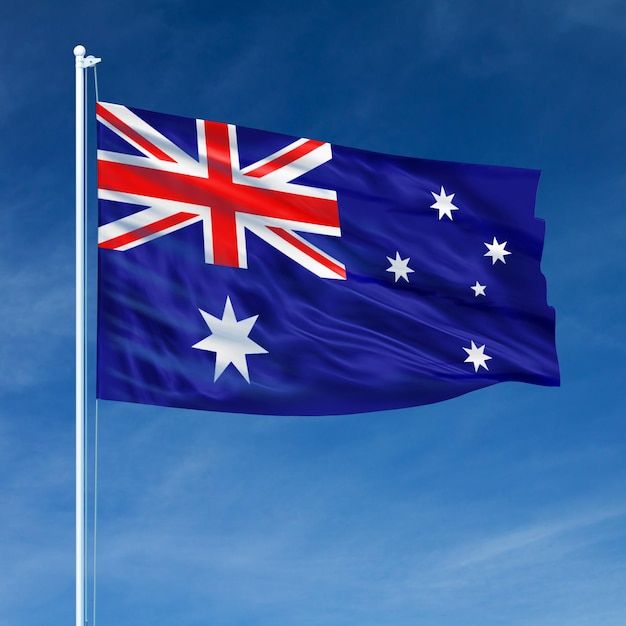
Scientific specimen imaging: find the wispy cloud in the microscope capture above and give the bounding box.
[561,0,626,32]
[439,505,626,571]
[0,243,72,390]
[79,402,626,625]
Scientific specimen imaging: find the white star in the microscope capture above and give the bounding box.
[484,237,511,265]
[430,185,460,220]
[463,340,492,372]
[192,296,267,383]
[386,251,415,282]
[470,281,486,297]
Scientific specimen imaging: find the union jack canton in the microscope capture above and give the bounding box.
[97,102,345,280]
[96,102,559,416]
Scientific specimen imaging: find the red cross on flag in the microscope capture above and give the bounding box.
[97,102,346,279]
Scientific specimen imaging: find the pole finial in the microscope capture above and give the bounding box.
[73,45,86,57]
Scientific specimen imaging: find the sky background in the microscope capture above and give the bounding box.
[1,1,625,625]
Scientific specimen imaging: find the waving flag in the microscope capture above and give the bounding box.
[96,102,559,415]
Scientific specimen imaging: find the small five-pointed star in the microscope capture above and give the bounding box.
[484,237,511,265]
[386,251,415,283]
[192,296,268,383]
[430,185,460,220]
[463,341,492,372]
[470,281,486,297]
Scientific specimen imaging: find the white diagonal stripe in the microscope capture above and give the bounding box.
[228,125,336,200]
[239,138,310,174]
[240,214,344,279]
[98,102,202,169]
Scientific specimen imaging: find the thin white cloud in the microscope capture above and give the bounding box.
[440,505,626,571]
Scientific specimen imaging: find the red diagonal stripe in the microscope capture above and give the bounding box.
[98,211,197,249]
[244,140,325,178]
[268,227,346,279]
[97,103,176,163]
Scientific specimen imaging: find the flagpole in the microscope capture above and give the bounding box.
[74,43,86,626]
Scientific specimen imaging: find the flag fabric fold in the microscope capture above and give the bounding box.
[96,102,559,415]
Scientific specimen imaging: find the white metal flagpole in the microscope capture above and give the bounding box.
[74,43,101,626]
[74,43,86,626]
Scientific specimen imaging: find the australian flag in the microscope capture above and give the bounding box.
[96,102,559,416]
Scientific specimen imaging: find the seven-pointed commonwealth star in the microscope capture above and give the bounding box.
[471,281,487,296]
[430,185,460,220]
[386,251,415,282]
[463,341,492,372]
[192,296,267,383]
[484,237,511,264]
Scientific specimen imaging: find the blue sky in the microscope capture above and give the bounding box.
[1,1,625,624]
